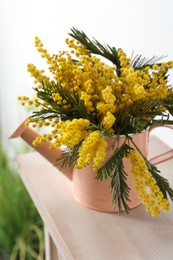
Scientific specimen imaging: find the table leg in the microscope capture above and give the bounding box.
[44,226,59,260]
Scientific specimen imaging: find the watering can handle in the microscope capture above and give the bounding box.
[149,125,173,165]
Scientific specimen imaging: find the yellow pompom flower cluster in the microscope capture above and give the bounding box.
[80,91,94,112]
[34,36,52,63]
[50,118,90,149]
[65,38,90,57]
[98,85,116,115]
[17,95,41,108]
[24,33,173,136]
[76,130,107,171]
[27,64,50,84]
[118,49,130,67]
[133,83,146,100]
[101,112,116,132]
[18,29,173,215]
[19,31,173,161]
[128,150,170,216]
[32,118,90,148]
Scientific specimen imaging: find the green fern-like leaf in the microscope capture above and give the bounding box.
[69,28,166,76]
[130,52,166,70]
[30,80,93,122]
[148,164,173,200]
[163,94,173,116]
[115,98,164,134]
[69,27,121,75]
[96,142,132,214]
[55,142,81,169]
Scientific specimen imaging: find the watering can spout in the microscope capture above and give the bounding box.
[9,120,73,180]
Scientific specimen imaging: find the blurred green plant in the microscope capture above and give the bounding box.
[0,144,44,260]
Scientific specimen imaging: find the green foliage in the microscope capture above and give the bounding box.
[0,144,44,260]
[147,163,173,200]
[69,27,121,75]
[31,81,94,123]
[130,52,166,70]
[115,98,173,134]
[69,27,165,74]
[163,94,173,117]
[29,31,173,136]
[55,142,81,169]
[31,81,173,137]
[96,141,132,214]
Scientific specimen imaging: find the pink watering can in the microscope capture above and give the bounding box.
[10,120,173,212]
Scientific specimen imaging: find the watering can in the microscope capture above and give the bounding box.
[10,120,173,212]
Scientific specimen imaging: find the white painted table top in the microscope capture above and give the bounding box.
[17,134,173,260]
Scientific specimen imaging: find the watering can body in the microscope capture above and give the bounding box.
[10,120,173,212]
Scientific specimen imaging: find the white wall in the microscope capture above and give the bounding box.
[0,0,173,154]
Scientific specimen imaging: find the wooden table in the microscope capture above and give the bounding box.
[17,134,173,260]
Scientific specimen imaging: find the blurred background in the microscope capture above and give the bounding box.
[0,0,173,258]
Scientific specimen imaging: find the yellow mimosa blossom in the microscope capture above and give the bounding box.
[52,93,63,104]
[76,130,107,170]
[51,118,90,149]
[34,36,52,63]
[18,28,173,216]
[65,37,90,57]
[27,64,50,84]
[96,86,116,118]
[133,83,146,100]
[101,112,116,132]
[118,49,130,67]
[80,91,94,111]
[128,150,170,216]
